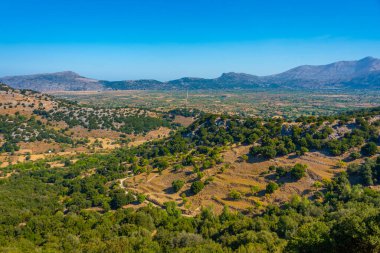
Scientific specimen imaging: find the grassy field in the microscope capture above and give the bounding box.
[50,89,380,119]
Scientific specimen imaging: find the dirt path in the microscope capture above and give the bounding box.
[0,171,14,179]
[119,178,161,208]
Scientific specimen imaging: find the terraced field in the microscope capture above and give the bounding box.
[122,143,375,216]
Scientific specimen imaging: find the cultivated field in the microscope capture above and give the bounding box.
[50,89,380,118]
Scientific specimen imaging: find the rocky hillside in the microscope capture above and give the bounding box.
[263,56,380,88]
[0,71,102,91]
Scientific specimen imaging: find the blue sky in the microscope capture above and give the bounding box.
[1,0,380,80]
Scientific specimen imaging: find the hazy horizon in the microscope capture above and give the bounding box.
[1,54,379,82]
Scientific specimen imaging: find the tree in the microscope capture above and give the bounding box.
[170,231,204,248]
[250,185,260,196]
[262,146,277,159]
[350,152,361,160]
[191,181,204,194]
[172,180,185,192]
[276,166,288,178]
[290,164,307,180]
[164,201,181,217]
[228,190,242,200]
[296,147,309,156]
[109,189,129,209]
[287,222,330,253]
[137,193,146,203]
[155,158,169,171]
[266,182,279,194]
[361,142,378,156]
[247,133,259,144]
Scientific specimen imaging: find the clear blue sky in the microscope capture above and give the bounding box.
[1,0,380,80]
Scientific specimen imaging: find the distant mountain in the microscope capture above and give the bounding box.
[343,71,380,88]
[101,79,165,90]
[262,56,380,88]
[164,73,273,89]
[0,71,102,91]
[122,57,380,89]
[1,57,379,91]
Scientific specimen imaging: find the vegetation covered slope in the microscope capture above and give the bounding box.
[0,83,174,167]
[1,159,380,252]
[0,107,379,252]
[121,107,379,213]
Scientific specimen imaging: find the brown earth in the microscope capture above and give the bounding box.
[122,145,375,216]
[173,116,195,127]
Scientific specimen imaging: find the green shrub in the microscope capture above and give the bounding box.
[172,180,185,192]
[266,182,279,194]
[361,142,378,156]
[228,190,242,200]
[290,164,307,180]
[191,181,204,194]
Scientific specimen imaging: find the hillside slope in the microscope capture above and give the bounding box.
[263,56,380,88]
[119,109,380,214]
[0,71,102,91]
[0,83,173,167]
[0,101,379,252]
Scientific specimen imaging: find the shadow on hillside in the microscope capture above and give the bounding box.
[256,189,267,197]
[264,173,300,184]
[164,186,175,194]
[287,154,299,159]
[247,155,268,164]
[182,188,196,197]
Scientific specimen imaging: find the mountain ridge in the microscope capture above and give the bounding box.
[1,57,379,91]
[0,71,102,91]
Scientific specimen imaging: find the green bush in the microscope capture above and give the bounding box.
[361,142,378,156]
[266,182,279,194]
[191,181,205,194]
[350,152,361,160]
[290,164,307,180]
[228,190,242,200]
[172,180,185,192]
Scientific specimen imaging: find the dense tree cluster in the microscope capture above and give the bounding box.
[1,155,380,252]
[272,164,307,181]
[172,108,379,159]
[348,156,380,186]
[168,108,204,118]
[0,114,73,153]
[0,105,379,252]
[249,115,379,158]
[0,83,14,92]
[34,106,171,134]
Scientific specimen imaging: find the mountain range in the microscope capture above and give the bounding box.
[1,57,379,91]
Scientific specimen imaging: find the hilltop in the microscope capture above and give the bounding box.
[0,71,102,92]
